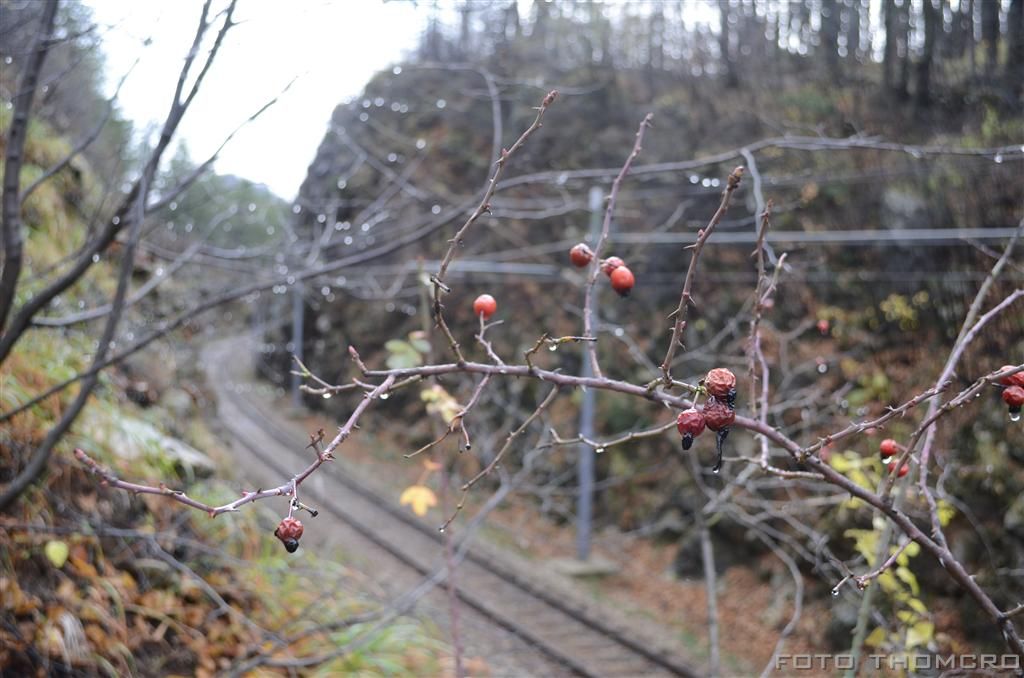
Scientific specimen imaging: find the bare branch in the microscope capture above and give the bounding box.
[431,89,558,363]
[659,166,744,384]
[0,173,148,511]
[0,0,59,333]
[582,112,653,380]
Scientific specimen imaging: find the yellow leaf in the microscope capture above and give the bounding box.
[400,485,437,517]
[865,626,887,648]
[420,385,462,424]
[844,529,879,563]
[937,500,956,527]
[906,620,934,648]
[44,540,69,568]
[896,566,919,595]
[877,570,899,593]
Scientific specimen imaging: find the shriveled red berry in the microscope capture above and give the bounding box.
[1003,385,1024,411]
[601,256,625,276]
[887,461,909,478]
[609,266,635,297]
[676,408,706,450]
[705,368,737,400]
[879,439,900,458]
[473,294,497,319]
[702,397,735,473]
[274,517,304,553]
[998,366,1024,389]
[703,397,735,432]
[570,243,594,268]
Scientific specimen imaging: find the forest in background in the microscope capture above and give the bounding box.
[2,0,1024,674]
[276,0,1024,663]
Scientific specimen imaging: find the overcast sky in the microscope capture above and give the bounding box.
[86,0,428,200]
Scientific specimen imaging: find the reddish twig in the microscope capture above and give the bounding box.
[431,90,558,363]
[832,539,914,594]
[659,166,744,385]
[76,376,395,517]
[439,385,559,532]
[405,374,491,459]
[582,112,653,380]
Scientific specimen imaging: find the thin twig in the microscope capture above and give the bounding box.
[431,90,558,363]
[659,166,744,384]
[581,112,653,380]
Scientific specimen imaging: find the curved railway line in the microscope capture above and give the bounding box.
[203,339,699,677]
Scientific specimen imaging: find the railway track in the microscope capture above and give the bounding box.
[203,339,698,678]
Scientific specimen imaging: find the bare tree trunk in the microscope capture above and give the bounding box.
[1008,0,1024,88]
[883,0,898,90]
[718,0,738,87]
[897,0,911,97]
[0,177,148,512]
[0,0,59,333]
[0,0,235,367]
[981,0,1000,74]
[967,0,977,78]
[846,0,864,64]
[821,0,842,79]
[916,0,938,105]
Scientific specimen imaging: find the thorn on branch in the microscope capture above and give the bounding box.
[348,346,368,374]
[429,275,451,294]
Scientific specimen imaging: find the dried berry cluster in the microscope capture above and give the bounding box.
[569,244,635,297]
[676,368,737,473]
[999,366,1024,420]
[274,516,304,553]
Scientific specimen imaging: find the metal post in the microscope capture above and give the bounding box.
[576,186,603,561]
[290,281,305,410]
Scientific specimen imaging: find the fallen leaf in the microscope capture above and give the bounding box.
[399,485,437,517]
[44,540,70,568]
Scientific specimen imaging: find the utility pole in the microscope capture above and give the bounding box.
[576,186,603,561]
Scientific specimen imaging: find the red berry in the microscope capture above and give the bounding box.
[1003,385,1024,409]
[677,408,706,450]
[879,439,900,458]
[473,294,497,319]
[817,319,830,335]
[887,461,909,478]
[274,517,304,553]
[570,243,594,268]
[998,366,1024,388]
[705,368,737,400]
[703,397,735,432]
[601,256,625,276]
[609,265,635,297]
